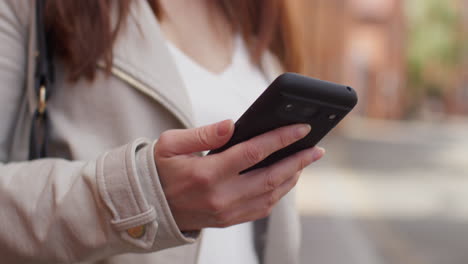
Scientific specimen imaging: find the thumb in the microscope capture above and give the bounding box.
[156,119,234,157]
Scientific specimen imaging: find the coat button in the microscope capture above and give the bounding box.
[127,225,146,239]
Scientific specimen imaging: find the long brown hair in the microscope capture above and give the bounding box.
[45,0,303,81]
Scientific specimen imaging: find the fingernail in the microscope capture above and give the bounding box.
[302,147,324,167]
[294,124,311,139]
[217,120,233,137]
[312,147,325,161]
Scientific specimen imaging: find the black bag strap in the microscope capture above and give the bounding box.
[29,0,54,160]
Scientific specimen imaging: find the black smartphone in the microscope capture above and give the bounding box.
[208,72,358,173]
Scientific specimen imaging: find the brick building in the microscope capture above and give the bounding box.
[295,0,407,119]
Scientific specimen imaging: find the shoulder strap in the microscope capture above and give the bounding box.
[29,0,54,160]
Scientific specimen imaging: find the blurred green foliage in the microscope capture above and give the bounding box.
[406,0,464,103]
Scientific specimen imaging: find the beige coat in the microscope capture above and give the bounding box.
[0,1,300,263]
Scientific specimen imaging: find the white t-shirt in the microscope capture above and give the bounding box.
[167,36,268,264]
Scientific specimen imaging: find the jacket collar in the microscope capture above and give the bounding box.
[109,1,283,129]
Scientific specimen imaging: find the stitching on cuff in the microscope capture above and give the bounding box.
[123,139,149,213]
[111,206,157,231]
[97,151,119,219]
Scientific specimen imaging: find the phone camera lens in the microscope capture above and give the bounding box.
[328,114,337,120]
[285,104,294,112]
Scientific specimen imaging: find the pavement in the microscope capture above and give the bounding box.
[297,117,468,264]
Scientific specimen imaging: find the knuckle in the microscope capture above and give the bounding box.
[193,173,212,187]
[244,143,264,164]
[266,192,279,208]
[193,169,214,187]
[195,127,211,148]
[298,157,308,171]
[278,131,293,148]
[262,192,276,211]
[264,170,280,192]
[207,195,226,213]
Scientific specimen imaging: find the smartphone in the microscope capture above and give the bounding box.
[208,72,358,173]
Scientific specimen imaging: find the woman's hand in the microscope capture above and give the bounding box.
[154,120,324,231]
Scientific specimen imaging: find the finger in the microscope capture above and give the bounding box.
[211,171,302,228]
[218,147,324,208]
[213,124,312,174]
[156,119,234,157]
[246,146,324,196]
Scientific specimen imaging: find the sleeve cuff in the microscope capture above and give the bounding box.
[135,139,200,246]
[96,138,198,252]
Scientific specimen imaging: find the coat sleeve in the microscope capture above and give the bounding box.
[0,1,197,263]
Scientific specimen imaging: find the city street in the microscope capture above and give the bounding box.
[298,118,468,264]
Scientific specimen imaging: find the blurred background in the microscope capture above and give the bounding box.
[291,0,468,263]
